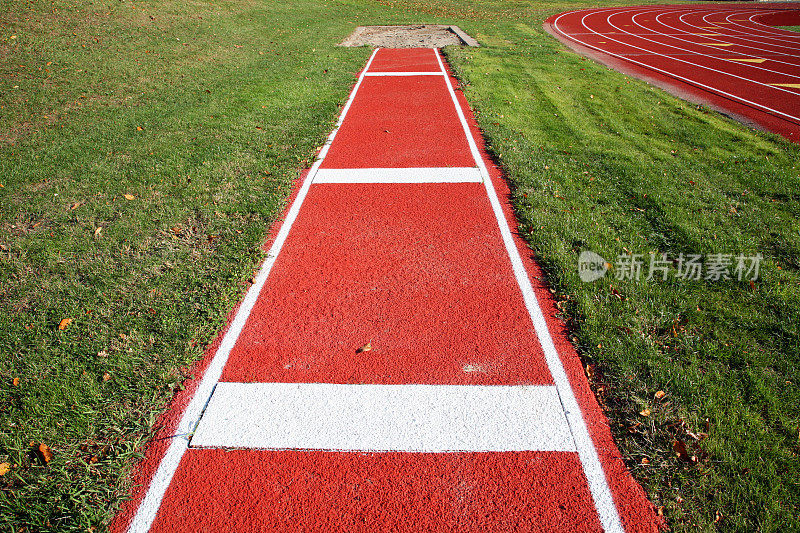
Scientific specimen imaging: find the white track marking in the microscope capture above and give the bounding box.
[642,11,800,74]
[551,8,800,123]
[313,167,482,183]
[365,72,445,76]
[605,9,800,82]
[124,48,380,533]
[191,383,575,452]
[433,49,624,533]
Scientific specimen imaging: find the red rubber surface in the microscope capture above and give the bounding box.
[150,450,602,532]
[221,183,552,385]
[546,3,800,143]
[368,47,442,72]
[321,76,475,168]
[113,49,662,533]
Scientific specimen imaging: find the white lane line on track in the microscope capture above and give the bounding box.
[622,9,800,78]
[746,12,800,40]
[667,10,800,64]
[313,167,482,183]
[433,48,624,533]
[365,72,445,76]
[696,11,800,46]
[552,8,800,123]
[580,6,800,70]
[191,383,576,452]
[124,47,380,533]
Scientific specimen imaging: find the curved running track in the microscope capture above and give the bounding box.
[546,3,800,143]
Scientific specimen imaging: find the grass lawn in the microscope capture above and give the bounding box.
[1,0,798,531]
[778,26,800,33]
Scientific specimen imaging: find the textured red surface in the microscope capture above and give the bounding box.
[368,47,442,72]
[150,450,602,532]
[115,48,663,533]
[222,183,552,385]
[545,3,800,143]
[321,76,475,168]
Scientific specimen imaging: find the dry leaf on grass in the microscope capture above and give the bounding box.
[58,318,73,330]
[673,439,691,462]
[639,408,651,417]
[0,463,9,476]
[102,372,111,382]
[38,443,53,463]
[12,377,19,386]
[123,194,135,200]
[654,390,666,399]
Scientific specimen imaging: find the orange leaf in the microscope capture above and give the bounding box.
[102,372,111,382]
[654,390,666,400]
[12,377,19,387]
[123,194,135,200]
[639,408,651,417]
[0,462,9,476]
[38,443,53,463]
[136,126,143,131]
[58,318,73,330]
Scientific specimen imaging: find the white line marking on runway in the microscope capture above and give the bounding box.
[191,383,576,452]
[314,167,482,183]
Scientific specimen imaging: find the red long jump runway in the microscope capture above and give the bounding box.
[545,3,800,143]
[113,48,660,532]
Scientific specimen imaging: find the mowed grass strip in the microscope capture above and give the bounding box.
[2,0,799,531]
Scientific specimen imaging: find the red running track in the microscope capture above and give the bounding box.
[112,48,661,532]
[546,3,800,143]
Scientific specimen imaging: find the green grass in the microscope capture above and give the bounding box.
[778,26,800,33]
[2,0,799,531]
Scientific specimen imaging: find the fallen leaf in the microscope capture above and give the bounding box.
[97,350,108,358]
[123,194,135,200]
[58,318,73,330]
[12,377,19,386]
[136,126,143,131]
[654,390,666,399]
[0,463,9,476]
[38,443,53,463]
[749,280,756,290]
[94,227,102,238]
[641,457,650,465]
[673,439,690,461]
[102,372,111,382]
[640,408,651,417]
[69,201,82,210]
[356,342,372,354]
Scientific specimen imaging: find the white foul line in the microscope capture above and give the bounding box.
[191,383,575,452]
[433,49,625,533]
[313,167,482,183]
[124,47,380,533]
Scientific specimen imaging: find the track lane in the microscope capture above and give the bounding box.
[546,3,800,142]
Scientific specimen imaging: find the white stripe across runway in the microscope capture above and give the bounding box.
[313,167,483,183]
[191,383,576,452]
